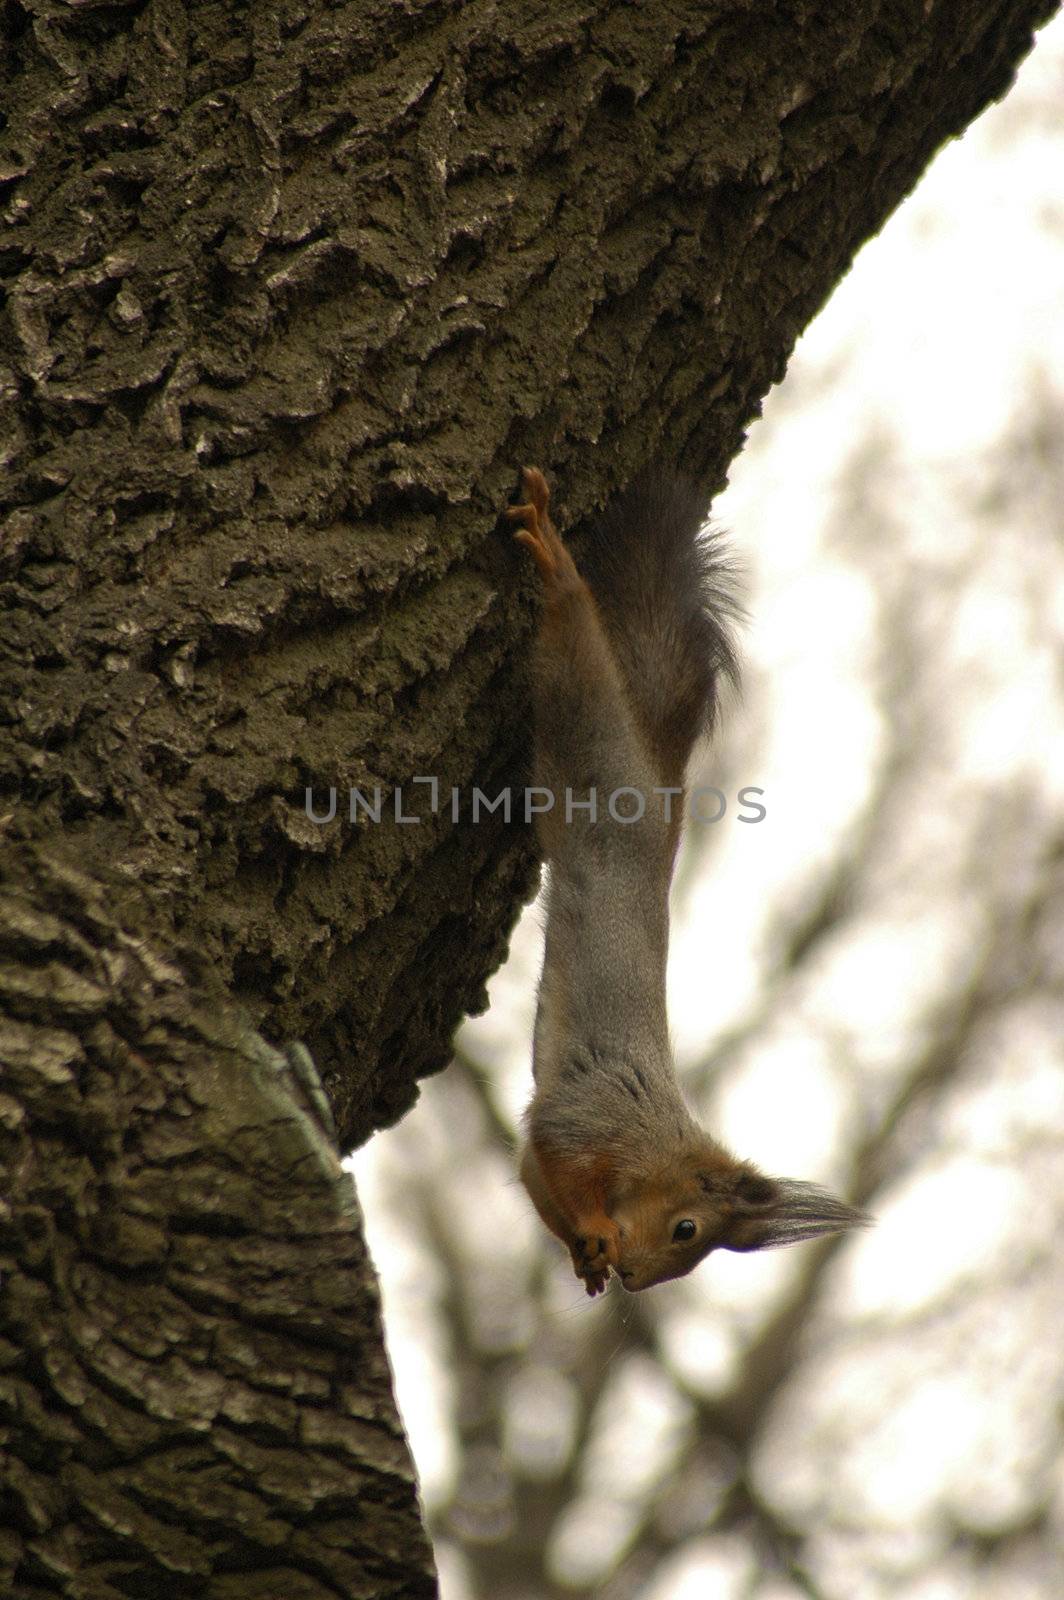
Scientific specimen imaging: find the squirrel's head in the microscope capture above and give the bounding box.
[609,1153,868,1292]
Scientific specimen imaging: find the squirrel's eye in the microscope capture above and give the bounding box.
[672,1219,697,1242]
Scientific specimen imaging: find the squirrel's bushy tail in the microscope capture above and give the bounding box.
[578,469,742,788]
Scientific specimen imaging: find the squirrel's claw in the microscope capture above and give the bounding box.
[518,464,550,515]
[505,481,556,577]
[505,467,583,593]
[508,513,558,580]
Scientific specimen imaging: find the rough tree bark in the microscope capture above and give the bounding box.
[0,0,1054,1595]
[0,851,435,1598]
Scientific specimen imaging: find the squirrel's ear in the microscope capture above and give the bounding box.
[718,1169,869,1253]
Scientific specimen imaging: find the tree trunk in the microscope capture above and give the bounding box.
[0,850,436,1597]
[0,0,1054,1594]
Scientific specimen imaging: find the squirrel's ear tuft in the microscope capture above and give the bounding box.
[733,1172,777,1207]
[720,1172,870,1253]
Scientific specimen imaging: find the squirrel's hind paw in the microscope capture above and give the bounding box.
[505,467,582,592]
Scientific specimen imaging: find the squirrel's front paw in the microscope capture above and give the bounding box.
[570,1220,621,1297]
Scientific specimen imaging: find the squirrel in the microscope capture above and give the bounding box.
[505,466,867,1295]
